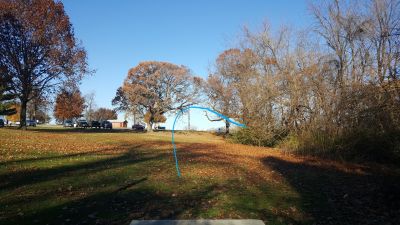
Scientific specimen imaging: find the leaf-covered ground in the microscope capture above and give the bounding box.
[0,127,399,225]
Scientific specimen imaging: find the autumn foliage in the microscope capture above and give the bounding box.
[92,108,117,121]
[0,0,88,128]
[204,48,257,134]
[144,111,166,125]
[118,61,200,131]
[54,88,85,122]
[5,104,20,122]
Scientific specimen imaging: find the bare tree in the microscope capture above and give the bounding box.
[219,0,400,159]
[27,90,51,122]
[84,92,97,121]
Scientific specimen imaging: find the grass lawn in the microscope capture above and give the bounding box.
[0,127,399,225]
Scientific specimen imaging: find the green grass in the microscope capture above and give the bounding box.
[0,127,399,225]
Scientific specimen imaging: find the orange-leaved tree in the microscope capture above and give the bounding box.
[205,48,256,134]
[54,88,85,123]
[5,104,20,123]
[144,111,166,128]
[119,61,201,131]
[92,108,117,121]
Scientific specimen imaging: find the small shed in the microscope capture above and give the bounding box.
[108,120,128,128]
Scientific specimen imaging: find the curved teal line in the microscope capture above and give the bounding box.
[171,106,246,177]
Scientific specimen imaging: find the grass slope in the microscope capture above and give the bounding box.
[0,127,399,225]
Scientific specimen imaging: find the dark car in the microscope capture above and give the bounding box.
[132,124,145,131]
[90,120,101,128]
[101,121,112,129]
[0,119,4,128]
[63,120,74,127]
[27,120,37,127]
[155,125,166,130]
[77,120,89,128]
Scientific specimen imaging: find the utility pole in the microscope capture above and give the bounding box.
[188,109,190,130]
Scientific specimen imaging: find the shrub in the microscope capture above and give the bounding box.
[229,127,287,147]
[278,129,400,163]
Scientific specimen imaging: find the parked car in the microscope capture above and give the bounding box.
[132,124,145,131]
[27,120,37,127]
[76,120,89,128]
[0,119,4,128]
[8,121,19,126]
[63,120,74,127]
[101,120,112,129]
[90,120,101,128]
[155,125,166,130]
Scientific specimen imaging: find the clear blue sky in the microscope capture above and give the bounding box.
[61,0,311,130]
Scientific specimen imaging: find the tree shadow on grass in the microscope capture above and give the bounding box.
[262,156,400,225]
[0,140,232,225]
[7,136,399,225]
[1,140,297,225]
[0,142,164,166]
[5,180,222,225]
[0,146,164,191]
[0,148,124,166]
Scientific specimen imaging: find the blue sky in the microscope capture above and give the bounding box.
[61,0,311,130]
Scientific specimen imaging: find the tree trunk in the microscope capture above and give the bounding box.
[146,121,153,132]
[19,98,28,129]
[187,109,190,130]
[225,120,230,135]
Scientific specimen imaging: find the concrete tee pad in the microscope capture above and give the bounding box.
[130,220,265,225]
